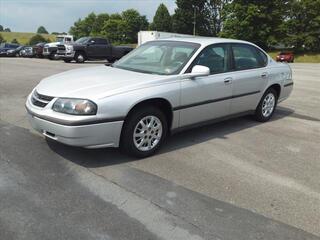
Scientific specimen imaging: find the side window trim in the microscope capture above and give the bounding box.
[230,43,267,71]
[185,43,231,75]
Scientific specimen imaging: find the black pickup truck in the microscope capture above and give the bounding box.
[57,37,134,63]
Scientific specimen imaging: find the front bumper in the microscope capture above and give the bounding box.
[57,50,75,59]
[26,96,123,148]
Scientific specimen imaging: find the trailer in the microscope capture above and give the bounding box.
[138,31,196,46]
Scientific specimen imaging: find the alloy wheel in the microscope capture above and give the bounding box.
[133,116,163,152]
[262,93,275,117]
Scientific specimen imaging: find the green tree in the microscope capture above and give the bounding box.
[91,13,109,36]
[220,0,290,49]
[102,19,127,43]
[37,26,48,34]
[4,28,11,32]
[70,12,97,39]
[150,3,172,32]
[207,0,231,36]
[29,34,47,45]
[285,0,320,51]
[11,38,19,44]
[0,25,3,32]
[121,9,149,43]
[172,0,212,36]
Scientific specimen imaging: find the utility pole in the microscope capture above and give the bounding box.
[193,7,196,36]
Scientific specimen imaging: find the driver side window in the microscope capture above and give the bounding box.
[193,44,229,74]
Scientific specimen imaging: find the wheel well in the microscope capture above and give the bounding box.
[125,98,173,130]
[75,50,87,58]
[268,84,281,98]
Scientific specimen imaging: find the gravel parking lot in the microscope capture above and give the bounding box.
[0,58,319,239]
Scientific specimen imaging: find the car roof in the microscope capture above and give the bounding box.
[153,37,254,47]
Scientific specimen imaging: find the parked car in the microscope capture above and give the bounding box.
[56,37,133,63]
[43,35,74,60]
[20,46,34,57]
[32,43,45,58]
[26,38,293,157]
[0,43,20,57]
[6,46,26,57]
[276,52,294,63]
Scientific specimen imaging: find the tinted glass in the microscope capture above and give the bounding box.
[96,38,108,44]
[256,48,268,66]
[114,41,200,75]
[56,37,64,42]
[193,45,228,74]
[75,37,90,44]
[232,44,263,70]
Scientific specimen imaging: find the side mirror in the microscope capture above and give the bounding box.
[183,65,210,79]
[87,40,95,46]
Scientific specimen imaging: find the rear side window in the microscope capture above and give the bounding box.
[192,44,229,74]
[232,44,266,70]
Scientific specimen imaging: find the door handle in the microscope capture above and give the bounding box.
[261,72,268,78]
[224,77,233,85]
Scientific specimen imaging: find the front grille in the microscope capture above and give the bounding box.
[31,91,54,108]
[57,45,66,51]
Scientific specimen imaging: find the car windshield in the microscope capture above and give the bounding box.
[113,41,200,75]
[56,37,64,42]
[75,37,90,44]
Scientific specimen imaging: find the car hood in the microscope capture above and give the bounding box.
[45,42,61,47]
[35,66,174,100]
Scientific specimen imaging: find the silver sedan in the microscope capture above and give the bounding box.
[26,38,293,157]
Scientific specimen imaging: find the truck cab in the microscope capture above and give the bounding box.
[43,35,74,60]
[57,37,133,63]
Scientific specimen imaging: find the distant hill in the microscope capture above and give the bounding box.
[0,32,56,45]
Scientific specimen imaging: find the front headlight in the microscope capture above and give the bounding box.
[52,98,97,115]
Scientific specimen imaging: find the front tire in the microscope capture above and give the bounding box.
[49,51,57,60]
[75,52,85,63]
[120,106,168,158]
[254,88,278,122]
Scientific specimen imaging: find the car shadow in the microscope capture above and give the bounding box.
[47,106,307,168]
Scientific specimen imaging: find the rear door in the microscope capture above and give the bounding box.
[95,38,112,58]
[229,43,269,114]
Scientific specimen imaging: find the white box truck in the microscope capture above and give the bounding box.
[138,31,196,46]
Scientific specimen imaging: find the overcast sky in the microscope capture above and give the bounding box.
[0,0,176,33]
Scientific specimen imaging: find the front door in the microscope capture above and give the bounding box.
[179,44,233,127]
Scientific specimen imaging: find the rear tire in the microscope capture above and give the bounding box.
[254,88,278,122]
[120,106,168,158]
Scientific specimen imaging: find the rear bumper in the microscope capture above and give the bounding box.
[279,82,294,103]
[26,99,123,148]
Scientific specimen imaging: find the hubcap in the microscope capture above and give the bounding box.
[77,54,84,62]
[262,93,275,117]
[133,116,163,152]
